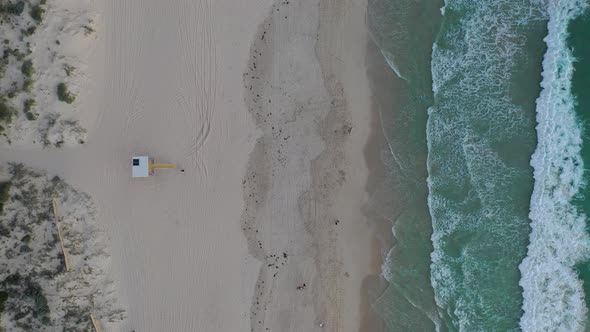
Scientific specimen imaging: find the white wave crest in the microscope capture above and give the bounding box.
[519,1,590,331]
[381,245,394,282]
[381,50,408,81]
[427,0,546,329]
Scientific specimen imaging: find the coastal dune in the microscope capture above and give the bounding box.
[0,0,385,330]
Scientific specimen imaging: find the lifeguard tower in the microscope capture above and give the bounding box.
[132,156,176,177]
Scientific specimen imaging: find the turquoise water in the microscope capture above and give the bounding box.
[367,0,442,330]
[428,1,546,330]
[368,0,590,330]
[519,1,590,330]
[570,6,590,330]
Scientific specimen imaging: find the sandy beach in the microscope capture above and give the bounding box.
[0,0,386,330]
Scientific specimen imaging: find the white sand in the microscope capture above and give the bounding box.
[0,0,384,331]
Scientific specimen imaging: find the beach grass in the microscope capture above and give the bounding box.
[0,100,14,132]
[0,290,7,313]
[57,83,75,104]
[30,5,45,23]
[23,99,37,120]
[0,181,11,215]
[22,26,36,37]
[21,59,34,78]
[63,64,75,77]
[22,79,34,93]
[0,2,25,16]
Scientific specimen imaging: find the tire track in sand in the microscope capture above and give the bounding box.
[175,0,217,178]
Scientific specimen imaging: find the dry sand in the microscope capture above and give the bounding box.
[0,0,386,331]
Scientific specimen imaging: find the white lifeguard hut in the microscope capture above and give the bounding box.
[132,156,176,177]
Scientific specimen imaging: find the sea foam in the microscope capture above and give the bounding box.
[519,0,590,331]
[427,0,546,329]
[381,50,407,80]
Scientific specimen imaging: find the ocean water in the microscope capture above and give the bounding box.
[571,9,590,329]
[519,1,590,331]
[367,0,443,330]
[368,0,590,330]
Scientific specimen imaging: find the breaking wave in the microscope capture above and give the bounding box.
[427,0,546,329]
[518,1,590,331]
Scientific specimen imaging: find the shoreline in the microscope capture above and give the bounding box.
[357,36,401,332]
[315,1,390,331]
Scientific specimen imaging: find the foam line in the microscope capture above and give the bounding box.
[519,1,590,331]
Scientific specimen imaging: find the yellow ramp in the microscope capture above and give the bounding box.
[151,164,176,169]
[148,160,176,173]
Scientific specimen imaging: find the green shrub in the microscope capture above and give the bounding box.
[0,102,13,123]
[30,4,45,22]
[20,234,31,243]
[2,48,25,61]
[4,273,21,285]
[0,181,10,215]
[23,98,35,113]
[21,59,34,77]
[19,244,32,253]
[0,291,7,311]
[0,224,9,237]
[23,78,34,92]
[25,111,37,121]
[23,25,36,36]
[23,98,34,110]
[57,83,75,104]
[0,60,6,78]
[0,1,25,15]
[0,182,10,203]
[24,281,49,318]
